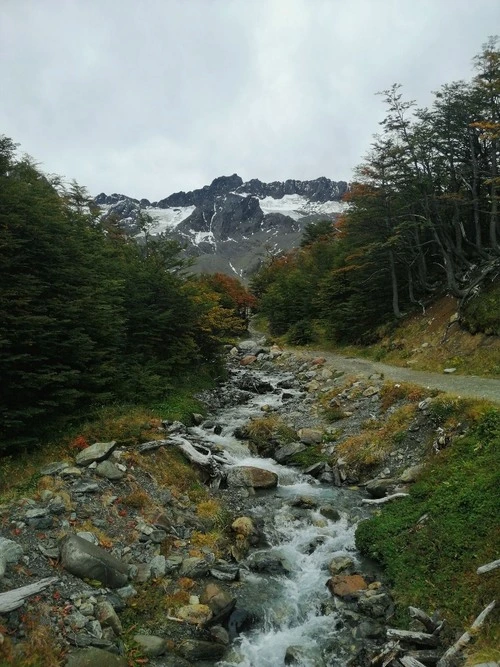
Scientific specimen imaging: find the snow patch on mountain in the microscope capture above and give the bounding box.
[146,206,196,233]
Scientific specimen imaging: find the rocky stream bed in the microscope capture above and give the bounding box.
[0,335,494,666]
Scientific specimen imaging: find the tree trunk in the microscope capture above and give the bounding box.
[389,249,401,317]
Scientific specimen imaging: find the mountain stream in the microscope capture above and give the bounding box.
[191,348,376,667]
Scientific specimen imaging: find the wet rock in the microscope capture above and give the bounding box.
[353,620,386,640]
[210,625,230,645]
[319,505,341,521]
[200,583,235,616]
[0,537,24,577]
[247,551,290,575]
[95,461,124,481]
[178,639,226,661]
[177,603,212,625]
[297,428,323,444]
[328,556,354,575]
[75,441,117,466]
[357,591,392,619]
[291,496,318,509]
[327,574,368,598]
[365,478,396,499]
[274,442,306,463]
[60,535,129,588]
[192,412,204,425]
[226,466,278,489]
[285,645,310,664]
[240,354,257,366]
[133,634,168,656]
[66,647,127,667]
[210,561,240,581]
[228,608,253,640]
[303,462,326,477]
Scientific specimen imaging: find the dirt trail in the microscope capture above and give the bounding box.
[294,349,500,404]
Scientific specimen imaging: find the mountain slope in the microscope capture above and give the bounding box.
[95,175,348,279]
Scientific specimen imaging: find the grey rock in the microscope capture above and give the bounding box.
[210,562,240,581]
[40,461,70,475]
[328,556,354,575]
[357,592,392,619]
[178,639,226,661]
[72,482,100,494]
[399,464,425,483]
[25,507,48,520]
[60,535,129,588]
[179,556,210,578]
[66,647,127,667]
[77,532,99,545]
[297,428,323,444]
[150,555,166,578]
[0,537,23,577]
[319,505,341,522]
[60,467,83,478]
[76,441,117,467]
[226,466,278,489]
[303,462,326,477]
[274,442,307,463]
[67,611,88,630]
[96,600,123,636]
[95,461,125,481]
[210,625,230,645]
[133,634,168,657]
[365,478,396,499]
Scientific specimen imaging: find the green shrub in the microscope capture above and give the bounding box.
[286,319,315,345]
[462,280,500,335]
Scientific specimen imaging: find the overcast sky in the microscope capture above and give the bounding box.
[1,0,499,200]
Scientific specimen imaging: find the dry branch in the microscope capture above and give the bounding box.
[476,558,500,575]
[408,606,441,634]
[436,600,496,667]
[386,629,439,648]
[0,577,58,613]
[362,493,410,505]
[399,657,427,667]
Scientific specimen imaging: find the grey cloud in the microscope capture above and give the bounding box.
[1,0,499,199]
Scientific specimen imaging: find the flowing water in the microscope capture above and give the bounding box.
[193,358,373,667]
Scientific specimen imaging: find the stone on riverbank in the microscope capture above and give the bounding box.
[226,466,278,489]
[60,535,129,588]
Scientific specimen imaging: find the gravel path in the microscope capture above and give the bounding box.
[293,349,500,404]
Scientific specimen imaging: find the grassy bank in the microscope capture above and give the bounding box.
[0,370,217,505]
[355,404,500,663]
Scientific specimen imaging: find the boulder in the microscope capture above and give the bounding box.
[319,505,341,522]
[327,574,368,598]
[95,461,124,481]
[365,478,396,499]
[200,583,236,617]
[179,556,210,578]
[95,600,123,635]
[60,535,129,588]
[75,441,117,467]
[274,442,306,463]
[247,551,291,575]
[357,592,392,619]
[226,466,278,489]
[399,464,424,483]
[66,648,127,667]
[177,603,212,625]
[0,538,23,578]
[297,428,323,444]
[133,634,168,657]
[328,556,354,575]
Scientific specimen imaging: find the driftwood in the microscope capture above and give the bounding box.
[136,439,169,453]
[362,493,410,505]
[398,657,427,667]
[0,577,58,613]
[477,558,500,575]
[370,641,401,666]
[386,629,439,648]
[408,606,441,634]
[169,435,225,488]
[436,600,496,667]
[407,649,442,664]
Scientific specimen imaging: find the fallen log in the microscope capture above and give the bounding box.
[136,439,169,453]
[476,559,500,575]
[386,629,439,648]
[0,577,58,613]
[370,641,401,666]
[436,600,496,667]
[398,657,427,667]
[407,649,441,664]
[408,606,442,634]
[169,435,223,488]
[362,493,410,505]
